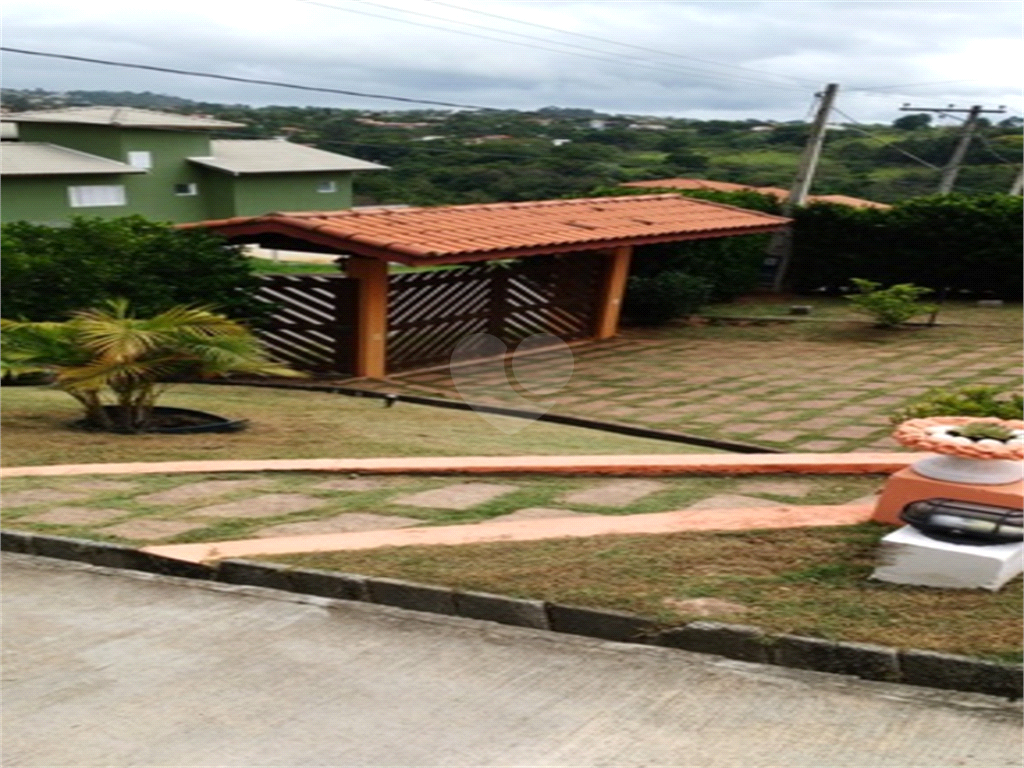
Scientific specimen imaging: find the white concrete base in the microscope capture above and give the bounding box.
[871,525,1023,591]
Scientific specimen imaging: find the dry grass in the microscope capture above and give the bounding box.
[270,524,1022,662]
[0,383,714,467]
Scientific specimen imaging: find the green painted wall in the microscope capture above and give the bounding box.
[230,172,353,216]
[1,173,138,225]
[6,123,363,225]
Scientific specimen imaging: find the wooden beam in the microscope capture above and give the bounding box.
[594,245,632,340]
[344,256,389,378]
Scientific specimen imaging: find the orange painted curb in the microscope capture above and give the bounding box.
[144,503,877,563]
[0,452,917,478]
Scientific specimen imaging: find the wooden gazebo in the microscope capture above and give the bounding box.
[186,194,789,378]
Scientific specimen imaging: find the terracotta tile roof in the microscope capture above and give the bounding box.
[811,194,892,210]
[623,178,752,192]
[187,194,790,265]
[622,178,890,209]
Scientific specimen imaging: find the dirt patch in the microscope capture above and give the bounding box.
[2,489,89,507]
[735,479,815,498]
[560,479,665,508]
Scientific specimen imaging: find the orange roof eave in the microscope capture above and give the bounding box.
[182,194,791,266]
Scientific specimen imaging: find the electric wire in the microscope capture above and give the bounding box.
[831,107,941,170]
[294,0,810,92]
[0,47,491,110]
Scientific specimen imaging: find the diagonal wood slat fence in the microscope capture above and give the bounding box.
[253,274,358,374]
[387,253,603,371]
[254,253,603,375]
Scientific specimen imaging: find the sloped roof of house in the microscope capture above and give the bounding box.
[0,142,146,176]
[622,178,891,209]
[4,106,244,130]
[188,140,388,175]
[185,193,791,266]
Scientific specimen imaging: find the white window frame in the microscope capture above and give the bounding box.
[316,180,337,194]
[173,183,199,196]
[127,151,152,169]
[67,185,127,208]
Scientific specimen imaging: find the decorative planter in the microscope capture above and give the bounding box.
[893,417,1024,486]
[72,406,248,435]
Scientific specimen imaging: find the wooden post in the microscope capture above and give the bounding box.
[594,245,632,339]
[344,256,389,378]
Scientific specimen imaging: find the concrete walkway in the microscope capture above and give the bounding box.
[3,553,1020,768]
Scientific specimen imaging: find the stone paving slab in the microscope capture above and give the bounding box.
[1,489,89,507]
[99,519,209,540]
[391,483,519,510]
[187,494,327,519]
[61,480,138,493]
[686,494,786,510]
[22,507,128,526]
[488,508,601,523]
[135,479,273,506]
[254,513,424,538]
[310,478,393,492]
[560,479,665,508]
[735,479,816,497]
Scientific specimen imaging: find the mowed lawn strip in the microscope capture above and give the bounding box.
[0,384,717,467]
[267,524,1022,662]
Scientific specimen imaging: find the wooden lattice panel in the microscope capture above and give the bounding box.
[254,274,357,374]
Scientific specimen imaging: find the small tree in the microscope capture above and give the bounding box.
[845,278,937,328]
[1,300,300,433]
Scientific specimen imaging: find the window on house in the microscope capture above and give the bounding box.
[67,185,127,208]
[173,183,199,196]
[316,180,337,193]
[127,151,152,169]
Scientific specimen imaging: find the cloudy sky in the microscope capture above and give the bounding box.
[2,0,1021,123]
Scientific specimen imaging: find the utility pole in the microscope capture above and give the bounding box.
[899,104,1006,193]
[767,83,839,292]
[1009,167,1023,196]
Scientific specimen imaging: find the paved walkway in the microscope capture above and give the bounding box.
[4,554,1020,768]
[361,325,1022,452]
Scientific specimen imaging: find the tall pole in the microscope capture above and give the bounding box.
[1009,167,1023,196]
[899,104,1006,194]
[768,83,839,292]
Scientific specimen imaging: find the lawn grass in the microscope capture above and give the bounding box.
[248,259,338,274]
[0,384,715,467]
[269,524,1022,662]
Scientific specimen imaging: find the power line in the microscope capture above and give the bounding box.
[831,107,941,170]
[0,47,490,110]
[295,0,809,93]
[423,0,819,89]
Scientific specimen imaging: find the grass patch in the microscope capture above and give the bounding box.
[268,524,1022,661]
[0,384,716,467]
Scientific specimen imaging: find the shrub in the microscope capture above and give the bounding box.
[845,278,936,327]
[891,385,1024,425]
[0,216,268,322]
[0,300,300,433]
[622,271,711,326]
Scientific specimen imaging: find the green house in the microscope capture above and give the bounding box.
[0,107,387,225]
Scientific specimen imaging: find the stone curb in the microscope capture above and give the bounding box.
[3,531,1020,700]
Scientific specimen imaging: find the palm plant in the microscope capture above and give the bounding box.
[1,299,300,432]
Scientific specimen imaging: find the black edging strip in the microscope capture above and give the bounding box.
[4,531,1020,701]
[194,379,779,455]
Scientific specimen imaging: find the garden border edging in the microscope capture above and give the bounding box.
[3,529,1020,700]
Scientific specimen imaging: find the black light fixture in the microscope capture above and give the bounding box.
[900,499,1023,545]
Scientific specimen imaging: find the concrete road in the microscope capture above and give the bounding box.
[2,553,1020,768]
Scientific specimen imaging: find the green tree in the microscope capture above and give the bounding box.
[892,113,932,131]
